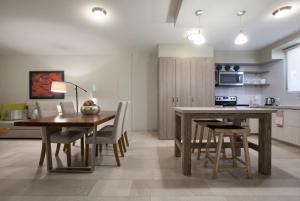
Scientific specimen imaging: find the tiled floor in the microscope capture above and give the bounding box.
[0,132,300,201]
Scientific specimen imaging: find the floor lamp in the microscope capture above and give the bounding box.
[51,81,88,113]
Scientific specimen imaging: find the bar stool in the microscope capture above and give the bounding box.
[192,119,224,160]
[204,125,252,179]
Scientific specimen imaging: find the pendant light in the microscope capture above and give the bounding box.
[234,10,248,45]
[187,10,206,45]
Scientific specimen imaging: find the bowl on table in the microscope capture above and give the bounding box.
[80,105,101,115]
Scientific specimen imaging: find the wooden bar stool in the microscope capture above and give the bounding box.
[192,119,224,159]
[204,125,252,179]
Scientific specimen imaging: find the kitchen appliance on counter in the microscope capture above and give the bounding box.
[265,97,276,106]
[217,71,244,86]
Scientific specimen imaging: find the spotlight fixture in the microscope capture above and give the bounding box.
[272,6,292,18]
[234,10,248,45]
[187,10,206,45]
[91,7,107,19]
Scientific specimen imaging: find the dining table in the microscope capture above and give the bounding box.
[174,107,277,176]
[14,111,116,173]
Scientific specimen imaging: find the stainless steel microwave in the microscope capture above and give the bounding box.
[218,71,244,86]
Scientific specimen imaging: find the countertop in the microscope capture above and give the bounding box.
[174,107,277,113]
[263,105,300,110]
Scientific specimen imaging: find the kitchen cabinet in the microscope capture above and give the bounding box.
[159,57,215,139]
[272,109,300,146]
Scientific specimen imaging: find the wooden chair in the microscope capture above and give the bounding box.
[204,125,252,179]
[37,101,85,167]
[192,119,223,159]
[85,101,126,166]
[98,101,129,152]
[60,101,86,156]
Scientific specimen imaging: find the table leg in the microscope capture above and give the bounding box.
[43,127,53,171]
[182,114,192,176]
[259,113,272,175]
[175,114,181,157]
[90,126,97,171]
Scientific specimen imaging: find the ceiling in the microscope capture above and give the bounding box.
[0,0,299,54]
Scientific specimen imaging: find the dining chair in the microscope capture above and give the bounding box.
[204,125,252,179]
[60,101,86,156]
[85,101,126,166]
[99,101,129,152]
[37,101,85,167]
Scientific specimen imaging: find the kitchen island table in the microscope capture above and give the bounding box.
[174,107,277,176]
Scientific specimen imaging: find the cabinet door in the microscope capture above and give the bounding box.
[175,58,191,107]
[190,58,214,107]
[159,58,176,139]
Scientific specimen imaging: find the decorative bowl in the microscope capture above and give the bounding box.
[80,105,101,115]
[233,65,240,71]
[224,65,231,71]
[215,64,222,71]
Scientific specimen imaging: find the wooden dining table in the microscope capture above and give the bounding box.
[174,107,277,176]
[14,111,116,173]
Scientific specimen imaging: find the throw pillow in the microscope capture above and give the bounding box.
[0,103,26,120]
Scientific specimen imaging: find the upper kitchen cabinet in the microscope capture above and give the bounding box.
[158,57,215,139]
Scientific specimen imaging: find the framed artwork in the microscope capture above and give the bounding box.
[29,71,65,99]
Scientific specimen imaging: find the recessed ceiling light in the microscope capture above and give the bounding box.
[272,6,292,18]
[91,7,107,19]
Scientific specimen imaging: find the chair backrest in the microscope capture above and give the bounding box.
[121,101,129,134]
[36,101,59,118]
[60,101,76,115]
[111,101,126,142]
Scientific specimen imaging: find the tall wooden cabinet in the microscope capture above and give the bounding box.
[159,57,215,139]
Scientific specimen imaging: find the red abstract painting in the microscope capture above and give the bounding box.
[29,71,64,99]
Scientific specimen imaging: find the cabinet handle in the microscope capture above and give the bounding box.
[172,97,175,103]
[176,97,179,102]
[192,97,194,102]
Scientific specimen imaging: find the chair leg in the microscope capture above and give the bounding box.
[121,134,127,153]
[192,123,199,153]
[213,133,224,179]
[80,138,84,156]
[85,144,89,167]
[99,144,102,153]
[118,139,124,157]
[197,125,205,160]
[39,143,46,166]
[113,144,121,166]
[230,136,237,168]
[222,138,227,158]
[204,129,213,168]
[242,134,252,178]
[95,144,99,157]
[124,131,129,147]
[66,143,71,167]
[63,144,67,152]
[55,143,61,156]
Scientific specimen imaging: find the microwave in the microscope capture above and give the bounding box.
[217,71,244,86]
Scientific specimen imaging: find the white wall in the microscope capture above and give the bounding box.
[158,44,214,58]
[0,53,158,131]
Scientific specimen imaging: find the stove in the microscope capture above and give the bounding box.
[215,96,249,107]
[215,96,237,106]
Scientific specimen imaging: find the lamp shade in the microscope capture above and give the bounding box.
[51,81,67,93]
